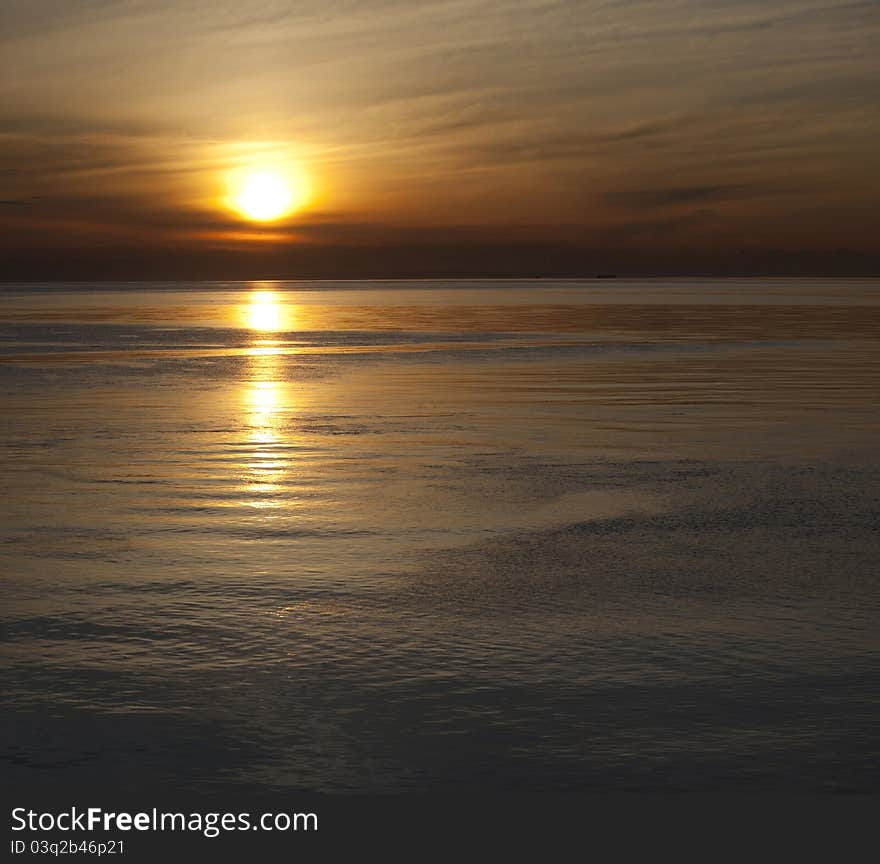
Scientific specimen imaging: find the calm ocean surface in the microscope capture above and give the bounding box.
[2,279,878,792]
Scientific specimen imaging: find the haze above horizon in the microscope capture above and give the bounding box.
[1,1,878,279]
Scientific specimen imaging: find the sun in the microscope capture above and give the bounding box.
[234,171,293,221]
[226,164,310,223]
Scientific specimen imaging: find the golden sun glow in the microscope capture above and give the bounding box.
[226,163,310,223]
[235,171,293,221]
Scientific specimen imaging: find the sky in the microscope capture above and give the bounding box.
[1,0,878,279]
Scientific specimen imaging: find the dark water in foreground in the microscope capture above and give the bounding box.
[1,279,878,792]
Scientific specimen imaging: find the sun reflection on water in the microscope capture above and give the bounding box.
[241,288,299,509]
[243,289,293,332]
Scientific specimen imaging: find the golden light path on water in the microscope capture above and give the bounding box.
[242,289,297,509]
[3,280,880,793]
[246,289,296,332]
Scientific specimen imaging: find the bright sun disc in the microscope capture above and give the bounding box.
[227,164,310,223]
[235,171,293,221]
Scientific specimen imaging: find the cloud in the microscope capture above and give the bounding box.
[0,0,878,275]
[603,185,753,210]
